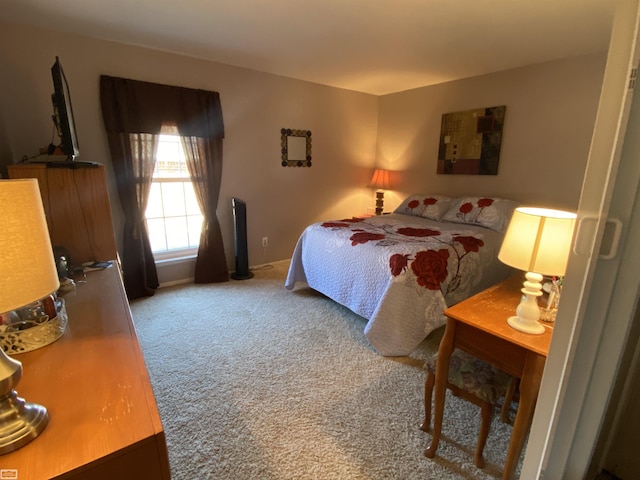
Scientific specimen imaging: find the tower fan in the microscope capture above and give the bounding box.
[230,197,253,280]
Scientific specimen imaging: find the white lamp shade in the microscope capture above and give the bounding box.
[498,207,577,276]
[0,179,60,313]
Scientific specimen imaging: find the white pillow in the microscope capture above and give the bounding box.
[442,196,519,231]
[394,194,454,220]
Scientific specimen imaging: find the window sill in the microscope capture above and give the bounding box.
[154,252,197,266]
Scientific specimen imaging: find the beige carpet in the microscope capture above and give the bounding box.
[130,260,519,479]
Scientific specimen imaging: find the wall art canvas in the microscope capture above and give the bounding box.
[437,105,506,175]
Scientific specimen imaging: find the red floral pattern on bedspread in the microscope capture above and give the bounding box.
[396,227,440,237]
[350,232,386,245]
[321,217,485,294]
[389,253,410,276]
[321,217,364,228]
[411,249,450,289]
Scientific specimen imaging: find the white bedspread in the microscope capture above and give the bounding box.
[285,214,514,356]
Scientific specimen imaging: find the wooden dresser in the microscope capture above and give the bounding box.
[0,265,170,479]
[7,163,118,266]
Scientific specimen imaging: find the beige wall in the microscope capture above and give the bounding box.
[376,53,606,212]
[0,21,379,281]
[0,21,606,284]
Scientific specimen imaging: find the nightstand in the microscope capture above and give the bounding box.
[424,274,553,480]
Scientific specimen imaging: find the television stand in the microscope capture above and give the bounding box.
[46,160,100,169]
[7,163,117,265]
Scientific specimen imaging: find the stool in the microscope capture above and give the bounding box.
[420,348,515,469]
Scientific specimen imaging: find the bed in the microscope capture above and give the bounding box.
[285,195,518,356]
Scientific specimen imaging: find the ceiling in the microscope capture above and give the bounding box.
[1,0,615,95]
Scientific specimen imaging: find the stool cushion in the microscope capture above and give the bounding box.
[425,349,512,404]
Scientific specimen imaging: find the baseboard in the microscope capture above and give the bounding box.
[251,259,290,269]
[159,258,290,288]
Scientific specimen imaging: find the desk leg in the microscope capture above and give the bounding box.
[502,353,546,480]
[425,318,456,459]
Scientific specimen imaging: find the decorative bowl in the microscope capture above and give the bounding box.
[0,299,67,355]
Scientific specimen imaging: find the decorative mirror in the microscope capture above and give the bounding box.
[281,128,312,167]
[437,105,506,175]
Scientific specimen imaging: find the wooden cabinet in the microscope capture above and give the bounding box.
[1,265,171,479]
[8,163,117,266]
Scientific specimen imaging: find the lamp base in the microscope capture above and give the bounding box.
[507,315,545,335]
[0,390,49,455]
[506,271,545,335]
[375,191,385,215]
[0,347,48,455]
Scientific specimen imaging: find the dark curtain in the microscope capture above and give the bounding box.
[100,76,228,299]
[180,135,228,283]
[107,130,159,299]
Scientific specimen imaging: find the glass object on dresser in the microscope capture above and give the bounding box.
[540,277,562,323]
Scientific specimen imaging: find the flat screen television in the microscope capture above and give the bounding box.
[51,56,80,161]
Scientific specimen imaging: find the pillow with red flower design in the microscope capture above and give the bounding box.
[393,194,453,220]
[442,197,519,231]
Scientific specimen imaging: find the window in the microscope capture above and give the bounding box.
[145,133,202,259]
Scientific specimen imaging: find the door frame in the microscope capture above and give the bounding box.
[521,1,640,478]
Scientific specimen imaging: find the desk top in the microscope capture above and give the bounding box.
[444,274,553,357]
[1,266,166,478]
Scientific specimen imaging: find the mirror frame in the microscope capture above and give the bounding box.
[281,128,312,167]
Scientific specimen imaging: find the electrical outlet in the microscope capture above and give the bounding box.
[262,236,269,247]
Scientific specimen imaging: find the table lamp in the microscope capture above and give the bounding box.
[0,179,59,454]
[368,169,391,215]
[498,207,577,334]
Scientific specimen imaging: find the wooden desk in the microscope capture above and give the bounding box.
[1,266,170,479]
[424,274,552,480]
